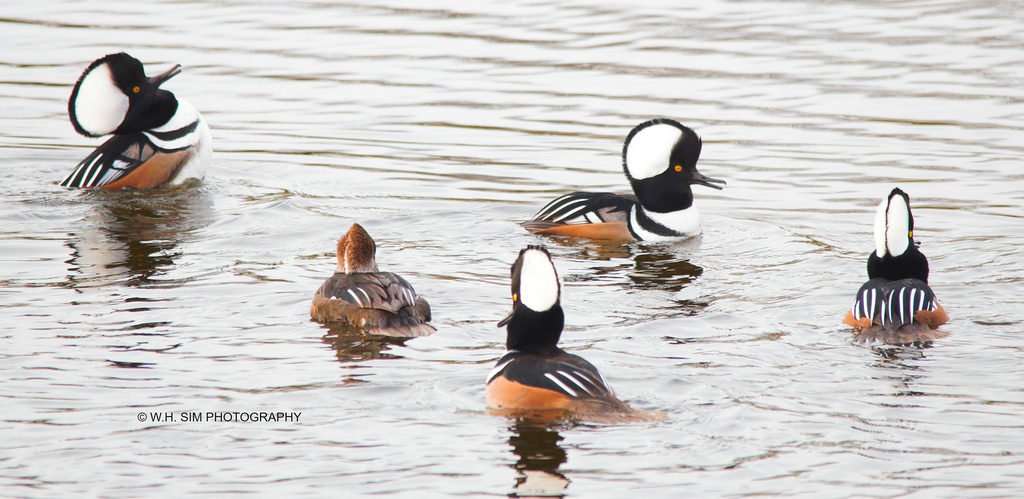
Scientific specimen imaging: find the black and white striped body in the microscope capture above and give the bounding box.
[523,119,723,242]
[61,52,211,189]
[487,246,630,412]
[845,188,948,343]
[487,348,618,403]
[528,191,702,241]
[850,277,939,331]
[61,100,211,188]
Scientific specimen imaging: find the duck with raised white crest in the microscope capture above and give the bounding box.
[844,188,949,344]
[523,119,725,241]
[61,52,211,189]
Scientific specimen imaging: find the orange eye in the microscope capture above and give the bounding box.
[908,231,913,239]
[512,293,518,302]
[132,86,140,94]
[674,165,683,172]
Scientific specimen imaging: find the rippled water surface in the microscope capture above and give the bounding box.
[3,0,1023,496]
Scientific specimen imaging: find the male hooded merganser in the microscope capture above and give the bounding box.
[843,188,949,344]
[311,223,434,336]
[486,246,631,413]
[60,52,211,189]
[523,119,725,241]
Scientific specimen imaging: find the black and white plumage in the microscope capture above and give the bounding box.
[487,350,615,402]
[61,53,211,189]
[486,246,631,413]
[850,278,939,332]
[844,188,948,344]
[523,119,725,242]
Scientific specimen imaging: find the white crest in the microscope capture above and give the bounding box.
[73,63,129,136]
[519,249,559,312]
[625,124,682,180]
[873,197,887,257]
[885,194,911,257]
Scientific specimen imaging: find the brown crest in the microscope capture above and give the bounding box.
[336,223,378,273]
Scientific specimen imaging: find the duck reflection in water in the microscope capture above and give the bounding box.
[64,185,214,289]
[507,417,570,498]
[320,323,410,364]
[549,239,704,293]
[869,344,931,398]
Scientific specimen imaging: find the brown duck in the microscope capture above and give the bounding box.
[311,223,434,336]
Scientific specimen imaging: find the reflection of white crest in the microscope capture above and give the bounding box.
[885,194,911,257]
[73,63,129,136]
[519,249,559,312]
[515,470,570,497]
[625,124,682,180]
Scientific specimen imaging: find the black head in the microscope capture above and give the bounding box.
[622,118,726,213]
[69,52,180,137]
[497,245,564,352]
[867,187,929,281]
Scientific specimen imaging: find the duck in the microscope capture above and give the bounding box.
[486,245,632,414]
[843,188,949,344]
[311,223,434,336]
[60,52,211,189]
[523,119,725,241]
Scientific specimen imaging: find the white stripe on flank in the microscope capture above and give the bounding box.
[908,288,918,324]
[84,160,105,187]
[557,370,594,396]
[537,195,583,220]
[550,200,591,222]
[917,291,925,311]
[868,288,877,322]
[346,289,363,307]
[898,287,907,325]
[887,292,894,325]
[543,373,578,398]
[358,288,373,307]
[535,195,572,219]
[486,357,516,384]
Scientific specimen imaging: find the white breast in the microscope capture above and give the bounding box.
[140,99,211,185]
[630,205,701,241]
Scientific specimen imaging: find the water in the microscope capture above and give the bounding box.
[2,0,1023,496]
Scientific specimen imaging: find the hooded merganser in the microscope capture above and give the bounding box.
[60,52,211,189]
[523,119,725,241]
[844,188,949,344]
[486,246,631,413]
[311,223,434,337]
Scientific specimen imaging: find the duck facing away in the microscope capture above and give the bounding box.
[311,223,434,337]
[523,119,725,241]
[486,246,640,418]
[843,188,949,344]
[61,52,211,189]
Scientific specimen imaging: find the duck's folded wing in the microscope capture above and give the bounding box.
[61,133,157,188]
[489,351,615,400]
[527,191,635,225]
[316,272,420,314]
[850,278,941,330]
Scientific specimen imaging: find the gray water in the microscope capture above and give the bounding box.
[2,0,1023,496]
